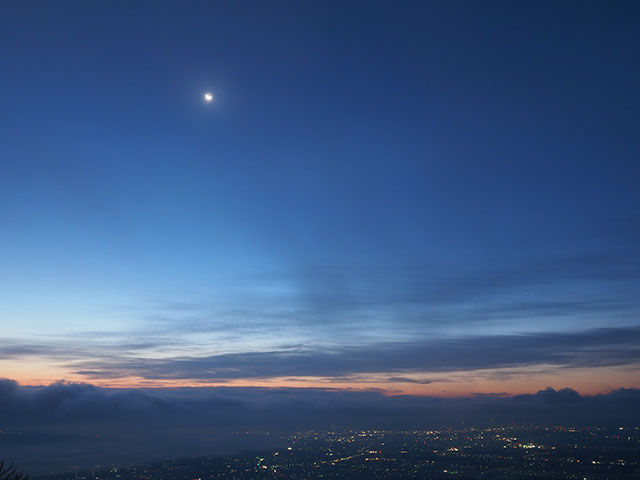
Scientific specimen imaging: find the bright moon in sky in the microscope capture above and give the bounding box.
[203,92,214,103]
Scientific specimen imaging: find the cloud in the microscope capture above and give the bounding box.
[66,326,640,381]
[281,251,640,313]
[4,250,636,387]
[385,377,434,384]
[109,250,640,340]
[514,386,583,404]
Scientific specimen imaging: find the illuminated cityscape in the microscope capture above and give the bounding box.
[38,427,640,480]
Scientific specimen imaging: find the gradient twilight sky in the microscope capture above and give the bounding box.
[1,1,639,396]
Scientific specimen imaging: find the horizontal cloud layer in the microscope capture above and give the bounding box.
[66,326,640,381]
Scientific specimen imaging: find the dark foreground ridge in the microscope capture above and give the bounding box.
[36,426,640,480]
[0,461,29,480]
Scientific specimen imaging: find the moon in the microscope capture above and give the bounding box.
[203,92,214,103]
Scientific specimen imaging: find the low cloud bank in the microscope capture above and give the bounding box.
[1,379,640,474]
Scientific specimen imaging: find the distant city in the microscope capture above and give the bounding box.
[37,426,640,480]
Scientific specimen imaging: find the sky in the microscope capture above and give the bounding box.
[1,0,640,440]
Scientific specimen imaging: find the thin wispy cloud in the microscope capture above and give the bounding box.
[3,326,639,385]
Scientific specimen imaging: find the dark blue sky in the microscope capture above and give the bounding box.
[1,1,639,395]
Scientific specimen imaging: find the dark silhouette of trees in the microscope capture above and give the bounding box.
[0,461,29,480]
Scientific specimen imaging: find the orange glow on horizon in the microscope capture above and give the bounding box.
[4,361,639,398]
